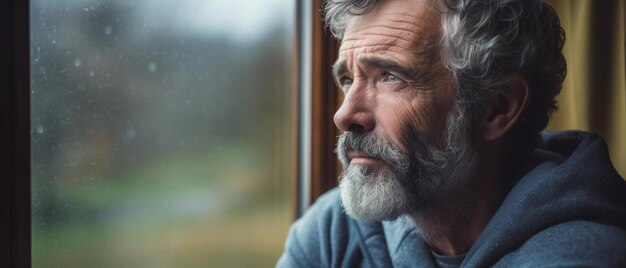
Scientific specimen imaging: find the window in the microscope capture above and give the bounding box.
[29,0,296,266]
[2,0,340,266]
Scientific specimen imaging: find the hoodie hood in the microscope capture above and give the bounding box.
[463,131,626,266]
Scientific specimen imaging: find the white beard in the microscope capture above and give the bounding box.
[339,164,413,221]
[337,107,477,222]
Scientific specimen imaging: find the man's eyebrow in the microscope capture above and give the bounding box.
[332,59,348,80]
[358,56,416,79]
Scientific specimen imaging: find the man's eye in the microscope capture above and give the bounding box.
[383,73,401,83]
[340,77,353,87]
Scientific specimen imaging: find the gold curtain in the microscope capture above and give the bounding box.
[545,0,626,178]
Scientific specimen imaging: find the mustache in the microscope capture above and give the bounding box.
[336,132,410,172]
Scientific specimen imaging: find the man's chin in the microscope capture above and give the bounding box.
[338,166,410,221]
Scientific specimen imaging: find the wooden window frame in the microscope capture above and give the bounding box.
[0,0,31,266]
[309,0,341,203]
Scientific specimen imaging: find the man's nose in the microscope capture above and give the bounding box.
[333,90,375,133]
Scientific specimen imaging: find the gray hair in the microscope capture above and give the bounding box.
[324,0,566,154]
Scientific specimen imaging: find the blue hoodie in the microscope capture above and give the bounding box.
[277,131,626,267]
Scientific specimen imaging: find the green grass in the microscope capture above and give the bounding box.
[32,146,294,268]
[33,202,291,267]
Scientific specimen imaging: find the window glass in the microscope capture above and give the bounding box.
[31,0,295,266]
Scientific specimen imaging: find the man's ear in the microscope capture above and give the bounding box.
[482,73,529,141]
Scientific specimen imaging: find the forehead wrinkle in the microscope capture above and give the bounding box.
[341,29,441,63]
[344,7,438,36]
[338,3,444,80]
[355,32,413,44]
[347,10,426,31]
[344,22,419,43]
[340,42,438,71]
[339,42,396,53]
[383,12,437,26]
[342,26,440,55]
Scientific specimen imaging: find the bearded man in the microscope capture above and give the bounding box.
[278,0,626,267]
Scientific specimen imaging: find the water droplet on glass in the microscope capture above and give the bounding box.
[74,58,82,67]
[148,62,157,72]
[36,125,45,134]
[126,128,136,139]
[104,25,112,35]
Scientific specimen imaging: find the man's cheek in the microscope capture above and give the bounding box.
[377,101,426,150]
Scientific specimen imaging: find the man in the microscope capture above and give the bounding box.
[278,0,626,267]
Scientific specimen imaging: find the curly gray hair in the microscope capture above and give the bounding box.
[324,0,566,154]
